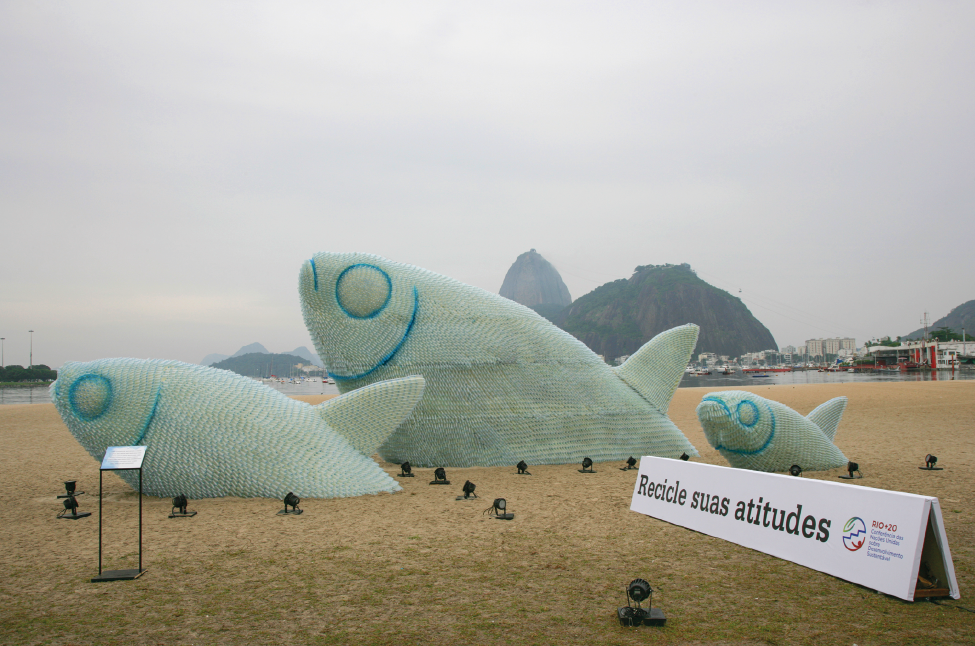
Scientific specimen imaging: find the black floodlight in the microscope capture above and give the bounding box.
[578,457,595,473]
[679,452,690,461]
[920,454,943,471]
[57,480,90,519]
[486,497,513,520]
[839,461,862,480]
[169,493,197,518]
[516,460,531,475]
[789,464,802,477]
[278,492,303,515]
[621,456,637,471]
[618,578,665,627]
[628,578,651,603]
[457,480,478,500]
[58,480,85,499]
[430,467,450,485]
[399,461,414,477]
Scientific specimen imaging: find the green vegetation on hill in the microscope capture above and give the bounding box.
[555,263,777,361]
[929,327,967,342]
[0,364,57,383]
[210,353,323,378]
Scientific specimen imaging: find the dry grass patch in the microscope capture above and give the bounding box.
[1,381,973,645]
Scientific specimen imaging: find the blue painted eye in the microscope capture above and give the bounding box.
[335,264,392,319]
[736,400,759,427]
[69,374,113,421]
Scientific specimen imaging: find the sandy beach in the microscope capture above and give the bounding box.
[1,380,973,645]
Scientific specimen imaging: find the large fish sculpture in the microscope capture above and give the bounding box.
[696,391,849,472]
[51,358,425,498]
[298,252,700,467]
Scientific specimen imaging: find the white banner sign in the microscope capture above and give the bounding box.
[630,457,958,601]
[101,445,147,470]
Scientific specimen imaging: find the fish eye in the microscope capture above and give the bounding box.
[69,374,113,421]
[335,264,392,319]
[736,400,759,427]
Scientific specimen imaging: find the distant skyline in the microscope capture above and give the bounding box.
[2,3,974,368]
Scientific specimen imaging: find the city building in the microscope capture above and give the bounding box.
[804,338,856,358]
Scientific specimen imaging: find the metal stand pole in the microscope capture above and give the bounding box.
[98,469,103,576]
[138,468,142,572]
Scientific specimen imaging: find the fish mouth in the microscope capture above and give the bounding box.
[329,287,419,382]
[696,399,732,449]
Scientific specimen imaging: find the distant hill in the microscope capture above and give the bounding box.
[232,342,270,357]
[903,300,975,340]
[210,352,322,378]
[499,249,571,320]
[200,353,230,366]
[288,346,324,368]
[555,263,776,361]
[201,343,324,368]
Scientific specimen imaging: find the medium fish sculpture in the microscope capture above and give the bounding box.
[298,252,700,467]
[51,358,425,498]
[696,391,849,472]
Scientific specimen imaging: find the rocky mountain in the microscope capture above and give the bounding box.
[903,300,975,340]
[499,249,571,321]
[555,263,776,361]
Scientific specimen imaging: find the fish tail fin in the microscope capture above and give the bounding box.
[806,396,847,442]
[316,376,426,456]
[615,323,699,412]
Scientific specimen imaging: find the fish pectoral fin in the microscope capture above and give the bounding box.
[316,376,426,456]
[615,324,699,412]
[806,396,848,442]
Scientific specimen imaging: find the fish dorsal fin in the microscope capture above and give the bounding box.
[317,376,426,456]
[615,324,699,412]
[806,396,848,442]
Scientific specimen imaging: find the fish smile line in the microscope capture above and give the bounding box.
[132,387,162,446]
[330,287,418,382]
[701,397,775,456]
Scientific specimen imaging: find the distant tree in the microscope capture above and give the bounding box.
[0,364,56,382]
[929,327,963,342]
[0,365,28,382]
[28,365,58,381]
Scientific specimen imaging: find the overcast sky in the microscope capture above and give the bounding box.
[2,2,973,368]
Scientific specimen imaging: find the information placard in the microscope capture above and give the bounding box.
[629,457,958,601]
[101,446,147,470]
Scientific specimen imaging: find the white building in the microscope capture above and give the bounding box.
[698,352,718,366]
[805,338,856,358]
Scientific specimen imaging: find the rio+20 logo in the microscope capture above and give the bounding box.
[842,517,867,551]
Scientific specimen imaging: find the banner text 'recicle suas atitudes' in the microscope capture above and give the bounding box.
[634,473,831,542]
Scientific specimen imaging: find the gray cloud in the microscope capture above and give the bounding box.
[2,2,973,367]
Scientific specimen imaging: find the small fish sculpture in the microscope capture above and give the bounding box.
[298,252,700,467]
[696,391,849,472]
[51,358,425,498]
